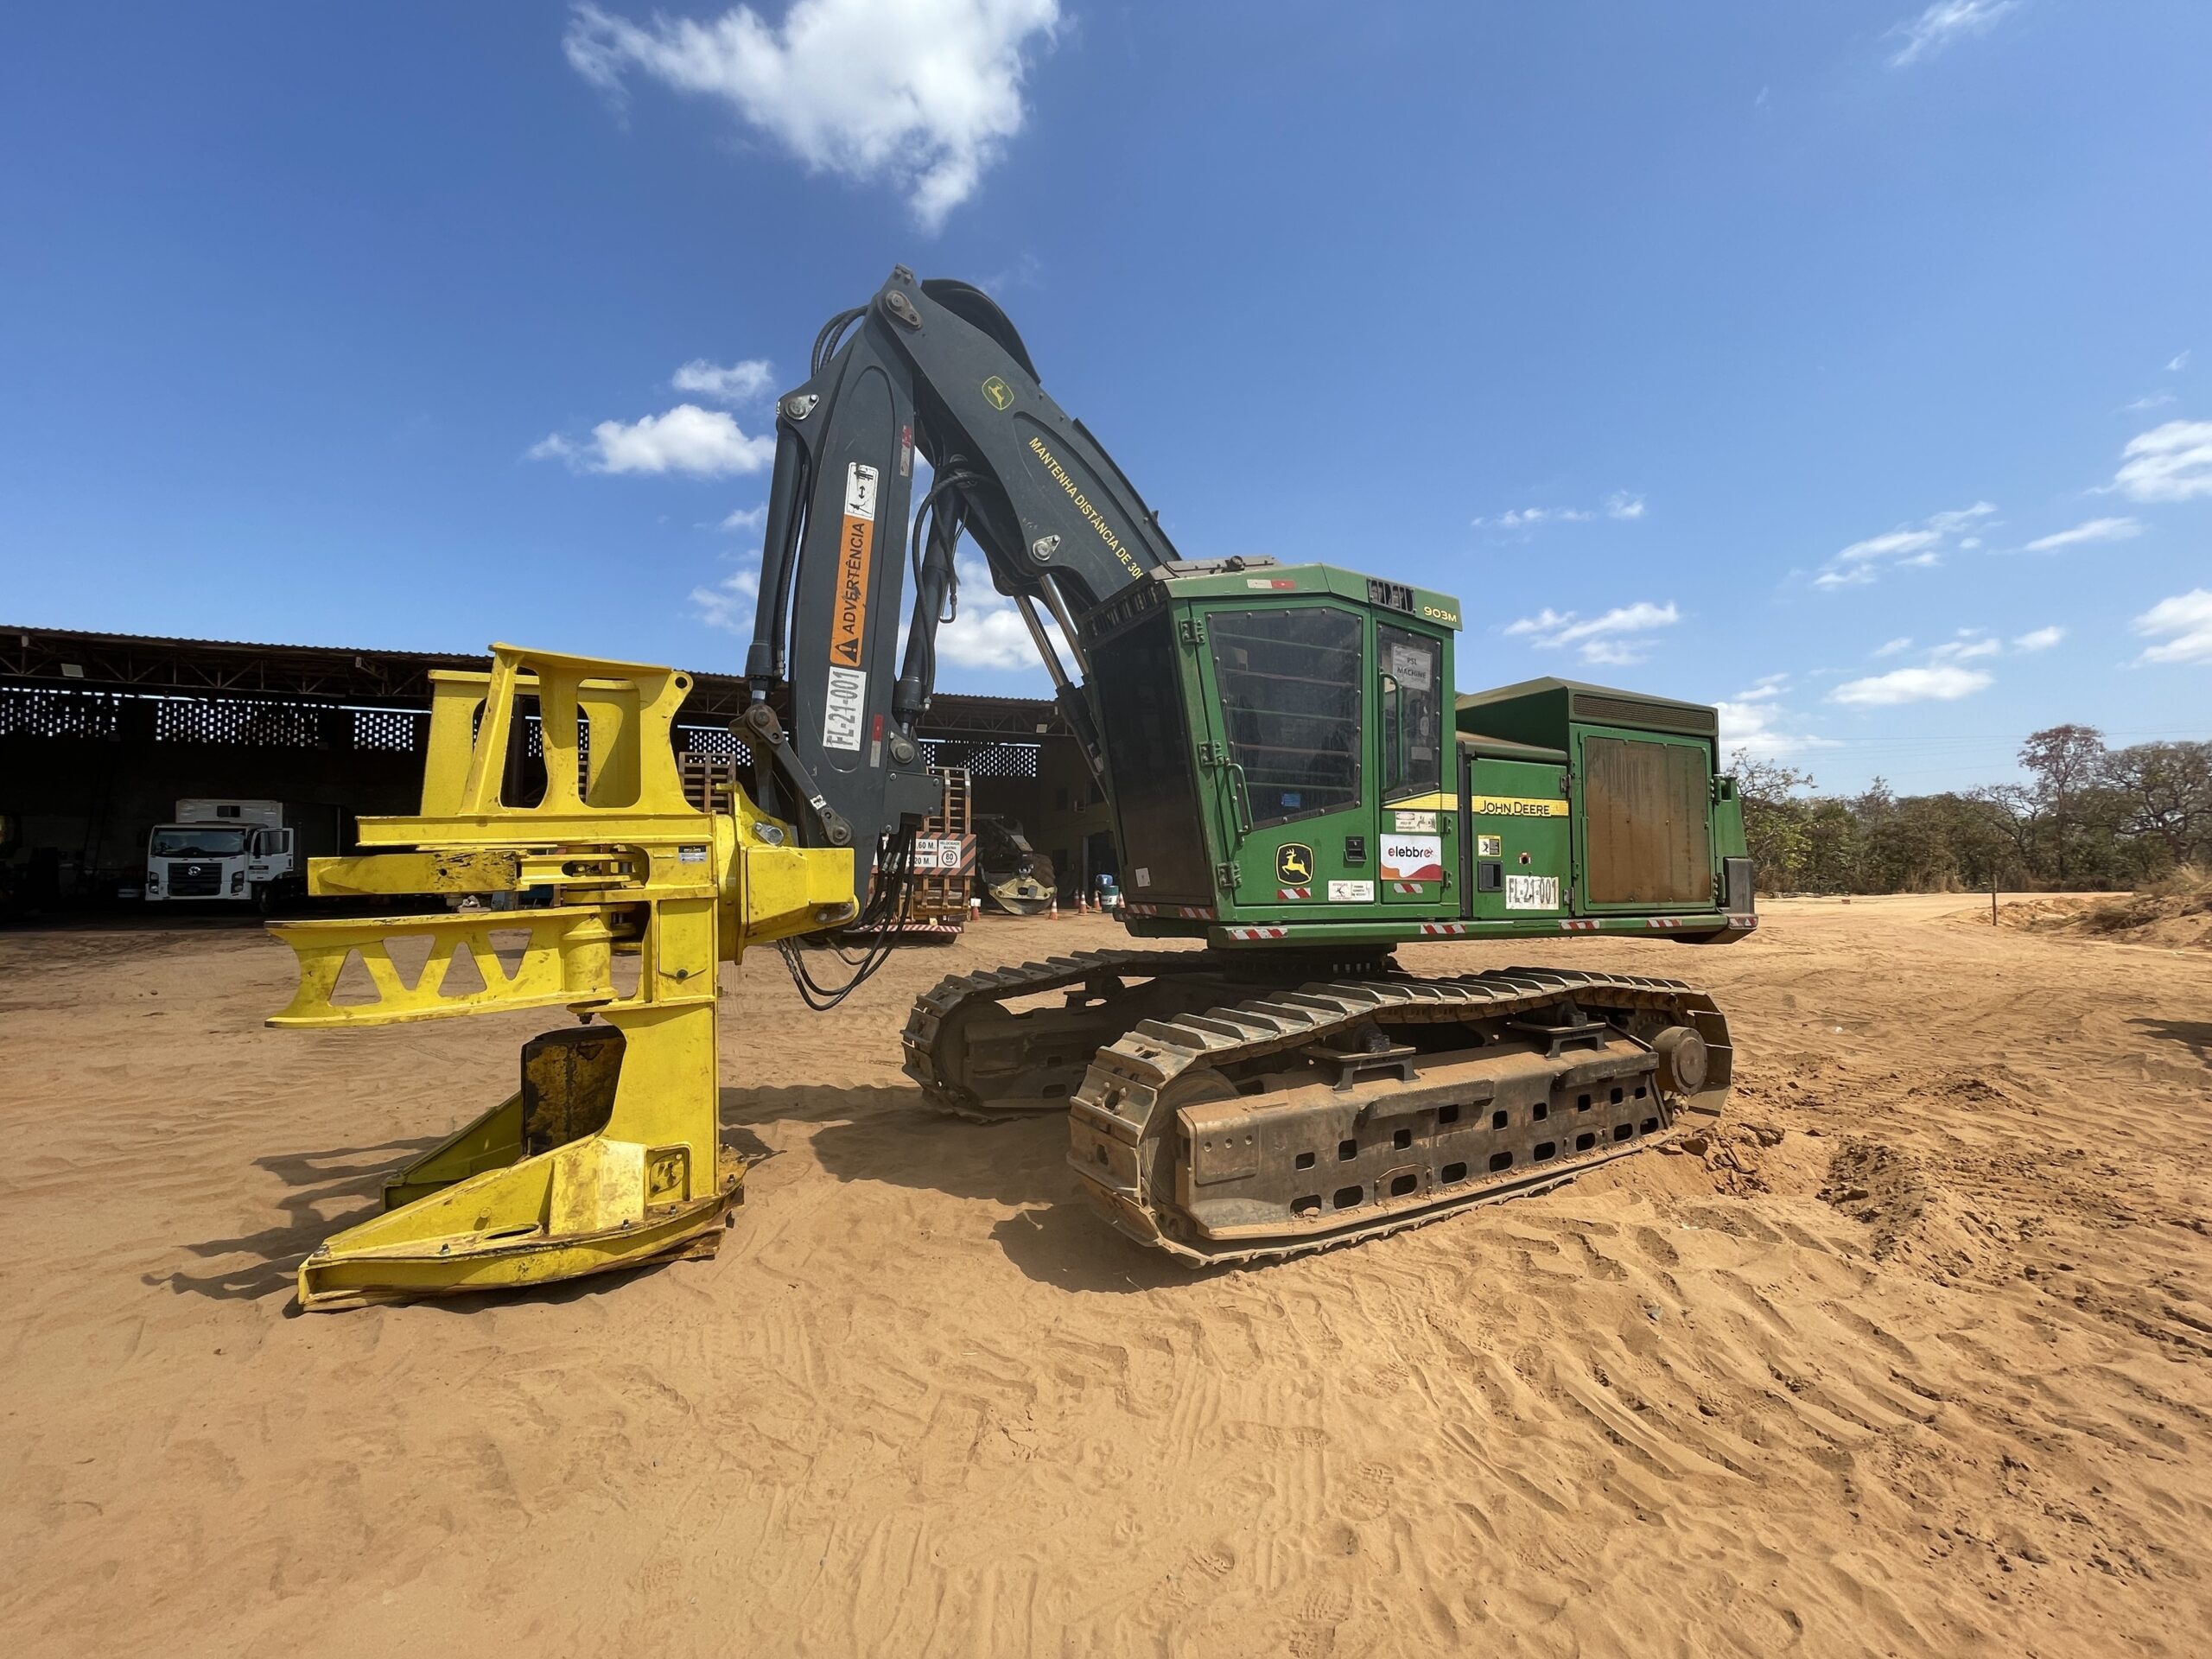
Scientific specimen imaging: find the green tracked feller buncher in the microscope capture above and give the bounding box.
[268,269,1755,1305]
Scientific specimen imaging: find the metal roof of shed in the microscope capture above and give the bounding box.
[1,626,1066,741]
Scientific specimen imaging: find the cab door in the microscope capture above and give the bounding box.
[1375,625,1450,906]
[245,828,283,886]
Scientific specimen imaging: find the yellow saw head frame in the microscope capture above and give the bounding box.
[268,644,855,1309]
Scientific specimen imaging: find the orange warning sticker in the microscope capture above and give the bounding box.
[830,462,879,669]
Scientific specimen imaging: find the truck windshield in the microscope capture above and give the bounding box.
[150,828,250,858]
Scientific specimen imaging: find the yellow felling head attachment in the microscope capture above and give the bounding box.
[265,644,856,1309]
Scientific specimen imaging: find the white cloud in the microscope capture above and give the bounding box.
[933,555,1068,670]
[672,358,776,404]
[690,561,760,633]
[1887,0,2018,68]
[1716,701,1789,752]
[1928,631,2000,663]
[531,403,777,477]
[1504,601,1680,666]
[1849,531,1945,559]
[975,251,1043,297]
[2124,391,2177,412]
[1578,639,1647,667]
[938,607,1041,670]
[1473,506,1591,531]
[1716,703,1822,760]
[2170,350,2193,372]
[2108,421,2212,503]
[1925,503,1998,533]
[1503,607,1572,637]
[1815,500,1993,588]
[1859,626,2056,679]
[1474,492,1647,532]
[717,503,768,532]
[564,0,1060,232]
[1831,664,1994,706]
[1719,679,1834,759]
[2133,589,2212,666]
[2022,516,2142,553]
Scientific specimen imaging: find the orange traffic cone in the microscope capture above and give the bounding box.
[1047,893,1059,919]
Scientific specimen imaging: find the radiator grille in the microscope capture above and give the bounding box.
[1571,693,1716,736]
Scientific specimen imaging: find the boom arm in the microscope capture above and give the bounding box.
[741,268,1185,855]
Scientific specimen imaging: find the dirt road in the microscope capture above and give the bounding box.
[2,897,2207,1656]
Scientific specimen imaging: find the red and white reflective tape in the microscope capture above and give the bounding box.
[1558,918,1602,931]
[1645,917,1691,929]
[1224,925,1291,940]
[1726,913,1758,930]
[1390,882,1427,894]
[1276,886,1310,900]
[1131,902,1216,918]
[1417,921,1469,937]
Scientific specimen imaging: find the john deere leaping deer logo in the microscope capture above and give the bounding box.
[981,374,1014,411]
[1276,843,1314,885]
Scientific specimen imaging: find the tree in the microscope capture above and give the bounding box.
[1802,798,1863,893]
[2101,740,2212,868]
[2018,724,2106,882]
[1718,727,2180,896]
[1727,749,1816,891]
[1932,792,2024,889]
[1969,782,2040,880]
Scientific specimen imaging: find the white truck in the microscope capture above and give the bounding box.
[144,799,320,909]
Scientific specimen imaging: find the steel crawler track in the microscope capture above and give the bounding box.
[903,952,1733,1265]
[1065,967,1733,1266]
[899,947,1395,1120]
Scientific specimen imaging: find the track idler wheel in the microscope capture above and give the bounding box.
[1651,1026,1709,1095]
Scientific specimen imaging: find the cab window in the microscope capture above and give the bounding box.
[1379,626,1441,801]
[1209,606,1363,827]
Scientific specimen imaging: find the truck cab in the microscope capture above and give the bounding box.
[144,798,298,908]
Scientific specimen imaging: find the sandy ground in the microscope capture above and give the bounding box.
[2,894,2209,1657]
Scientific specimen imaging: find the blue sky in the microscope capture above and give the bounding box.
[3,1,2207,792]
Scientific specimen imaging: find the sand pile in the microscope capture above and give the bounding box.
[1983,868,2212,950]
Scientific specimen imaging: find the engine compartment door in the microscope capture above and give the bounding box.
[1465,756,1570,920]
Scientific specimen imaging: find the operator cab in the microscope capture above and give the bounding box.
[1083,559,1461,927]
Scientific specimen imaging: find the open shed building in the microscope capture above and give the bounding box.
[1,626,1117,916]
